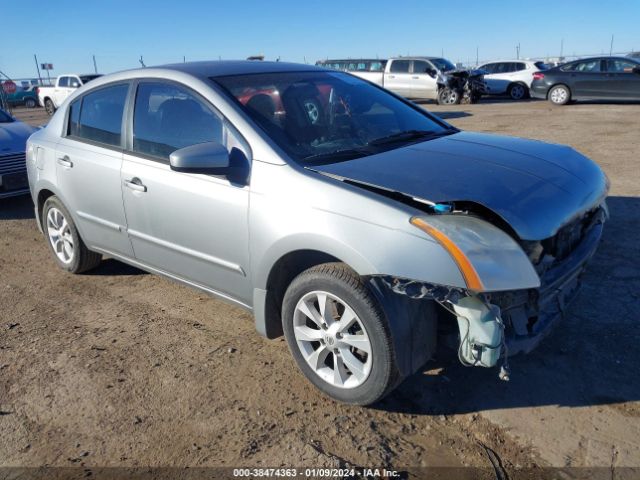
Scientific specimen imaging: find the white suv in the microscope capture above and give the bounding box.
[477,60,547,100]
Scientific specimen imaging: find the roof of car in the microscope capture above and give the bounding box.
[158,60,324,78]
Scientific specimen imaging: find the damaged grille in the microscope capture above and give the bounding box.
[489,205,606,354]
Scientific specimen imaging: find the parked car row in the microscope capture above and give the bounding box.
[318,54,640,105]
[1,84,39,108]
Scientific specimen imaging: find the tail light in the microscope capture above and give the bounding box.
[532,72,545,80]
[35,87,39,95]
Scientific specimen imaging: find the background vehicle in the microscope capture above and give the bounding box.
[0,108,38,198]
[26,61,607,405]
[530,56,640,104]
[320,56,457,100]
[37,73,102,115]
[5,85,39,108]
[627,51,640,60]
[477,60,547,100]
[436,69,486,104]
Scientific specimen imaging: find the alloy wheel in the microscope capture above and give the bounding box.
[46,207,74,264]
[293,290,372,389]
[550,87,568,104]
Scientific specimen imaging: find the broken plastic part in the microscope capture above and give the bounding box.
[432,203,453,214]
[451,296,502,368]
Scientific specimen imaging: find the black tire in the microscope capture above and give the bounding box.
[507,82,528,100]
[44,98,56,115]
[548,84,571,105]
[42,196,102,273]
[282,263,400,405]
[24,97,37,108]
[437,88,460,105]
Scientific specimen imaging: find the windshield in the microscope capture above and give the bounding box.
[214,71,452,165]
[430,58,456,72]
[0,109,13,123]
[79,75,102,84]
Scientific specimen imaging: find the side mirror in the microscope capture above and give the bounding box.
[170,141,230,174]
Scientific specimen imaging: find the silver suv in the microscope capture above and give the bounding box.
[26,61,608,405]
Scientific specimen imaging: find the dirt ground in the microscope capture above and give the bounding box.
[1,99,639,478]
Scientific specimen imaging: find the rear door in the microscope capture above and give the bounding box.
[120,81,252,304]
[55,82,134,257]
[603,58,640,99]
[410,60,438,99]
[482,62,511,94]
[384,60,412,97]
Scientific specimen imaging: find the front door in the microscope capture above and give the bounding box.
[604,58,640,99]
[55,83,134,257]
[54,76,74,106]
[384,60,413,97]
[410,60,438,99]
[120,81,252,305]
[570,59,608,97]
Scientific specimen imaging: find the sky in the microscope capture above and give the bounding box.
[1,0,639,80]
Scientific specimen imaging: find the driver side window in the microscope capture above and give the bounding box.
[132,82,245,161]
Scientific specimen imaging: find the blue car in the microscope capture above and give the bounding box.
[0,108,38,198]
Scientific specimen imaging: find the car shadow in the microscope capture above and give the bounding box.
[86,258,147,276]
[432,111,473,120]
[0,195,35,220]
[376,195,640,415]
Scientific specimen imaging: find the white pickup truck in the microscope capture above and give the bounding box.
[318,57,457,101]
[37,74,102,115]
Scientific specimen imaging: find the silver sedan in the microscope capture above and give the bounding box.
[25,61,608,405]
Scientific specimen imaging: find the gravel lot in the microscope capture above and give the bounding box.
[2,99,639,477]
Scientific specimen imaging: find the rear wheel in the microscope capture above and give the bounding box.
[24,97,37,108]
[507,83,528,100]
[282,263,400,405]
[548,84,571,105]
[42,196,102,273]
[44,98,56,115]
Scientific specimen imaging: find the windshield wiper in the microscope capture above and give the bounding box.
[368,129,453,146]
[302,147,372,165]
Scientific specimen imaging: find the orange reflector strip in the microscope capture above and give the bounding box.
[410,217,484,292]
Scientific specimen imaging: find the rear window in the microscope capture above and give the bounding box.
[561,60,601,72]
[74,83,129,146]
[534,61,549,70]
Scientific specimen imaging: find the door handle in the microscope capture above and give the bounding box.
[57,156,73,168]
[412,76,419,79]
[388,75,395,79]
[124,178,147,192]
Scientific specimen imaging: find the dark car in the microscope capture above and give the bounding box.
[530,56,640,105]
[5,86,39,108]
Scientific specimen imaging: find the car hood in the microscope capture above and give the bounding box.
[309,131,608,240]
[0,121,37,155]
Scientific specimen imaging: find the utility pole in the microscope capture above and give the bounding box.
[34,54,42,84]
[183,56,186,63]
[609,34,614,56]
[560,39,564,59]
[139,55,146,68]
[516,42,520,59]
[92,55,98,74]
[476,46,479,66]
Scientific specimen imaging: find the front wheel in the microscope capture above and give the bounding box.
[42,196,102,273]
[437,88,461,105]
[44,98,56,115]
[282,263,400,405]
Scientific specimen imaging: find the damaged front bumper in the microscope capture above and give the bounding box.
[380,204,606,374]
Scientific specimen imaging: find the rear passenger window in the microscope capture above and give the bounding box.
[390,60,411,73]
[132,82,224,160]
[67,99,81,136]
[58,77,69,88]
[514,62,526,71]
[74,84,128,147]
